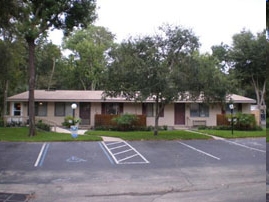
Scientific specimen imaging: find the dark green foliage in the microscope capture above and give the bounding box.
[95,114,146,131]
[112,113,138,131]
[36,120,51,132]
[62,116,81,128]
[234,113,257,130]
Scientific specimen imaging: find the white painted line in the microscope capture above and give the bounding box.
[186,129,266,153]
[105,141,122,146]
[178,142,221,160]
[123,141,150,163]
[114,149,133,156]
[118,154,139,163]
[101,142,119,164]
[101,141,150,164]
[110,144,128,150]
[34,143,47,167]
[221,139,266,153]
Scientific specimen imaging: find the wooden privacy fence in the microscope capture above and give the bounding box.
[216,114,230,126]
[95,114,146,128]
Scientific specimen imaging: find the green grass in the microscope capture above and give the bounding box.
[198,129,266,139]
[0,127,102,142]
[266,129,269,142]
[86,130,211,141]
[0,127,265,142]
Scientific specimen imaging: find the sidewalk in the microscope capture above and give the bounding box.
[53,126,87,135]
[53,126,123,141]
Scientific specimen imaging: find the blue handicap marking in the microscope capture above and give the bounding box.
[66,156,87,163]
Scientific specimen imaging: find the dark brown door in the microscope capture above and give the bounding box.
[174,103,185,125]
[79,103,91,125]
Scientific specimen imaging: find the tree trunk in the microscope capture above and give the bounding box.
[28,39,36,137]
[3,80,8,127]
[154,98,159,136]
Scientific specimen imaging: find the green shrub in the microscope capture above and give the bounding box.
[235,113,256,130]
[36,120,51,131]
[62,116,81,128]
[112,113,139,131]
[0,117,4,127]
[226,113,257,130]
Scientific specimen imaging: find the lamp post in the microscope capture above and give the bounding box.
[71,103,78,138]
[229,103,234,135]
[71,103,77,124]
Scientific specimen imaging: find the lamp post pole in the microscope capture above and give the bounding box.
[71,103,77,124]
[229,104,234,135]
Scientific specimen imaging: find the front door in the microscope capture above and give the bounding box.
[79,103,91,125]
[174,103,185,125]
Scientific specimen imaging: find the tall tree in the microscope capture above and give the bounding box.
[35,41,62,89]
[2,0,97,136]
[104,25,228,135]
[0,39,27,122]
[229,30,267,111]
[63,25,115,90]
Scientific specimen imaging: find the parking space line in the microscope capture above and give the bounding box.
[123,141,150,164]
[110,144,128,150]
[221,139,266,153]
[100,142,119,164]
[114,148,133,155]
[101,141,150,164]
[34,143,50,167]
[118,154,139,163]
[186,129,266,153]
[178,141,221,160]
[105,142,122,146]
[98,142,115,165]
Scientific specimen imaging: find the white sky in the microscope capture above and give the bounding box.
[50,0,265,53]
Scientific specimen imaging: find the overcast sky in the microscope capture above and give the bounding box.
[50,0,265,53]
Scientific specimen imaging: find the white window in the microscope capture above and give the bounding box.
[13,103,21,116]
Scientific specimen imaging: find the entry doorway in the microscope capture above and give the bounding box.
[174,103,185,125]
[79,103,91,125]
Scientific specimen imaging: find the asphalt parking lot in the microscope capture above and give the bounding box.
[0,137,266,202]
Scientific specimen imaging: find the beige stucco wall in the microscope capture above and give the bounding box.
[7,101,253,128]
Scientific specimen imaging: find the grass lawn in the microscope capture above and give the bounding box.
[0,127,265,142]
[0,127,210,142]
[0,127,102,142]
[86,130,211,141]
[198,129,266,139]
[266,129,269,142]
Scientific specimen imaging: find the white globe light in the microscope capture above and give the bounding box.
[71,103,77,109]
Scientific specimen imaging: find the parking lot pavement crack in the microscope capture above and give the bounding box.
[84,186,221,199]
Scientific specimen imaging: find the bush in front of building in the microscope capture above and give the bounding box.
[62,116,81,128]
[36,120,51,131]
[95,114,146,131]
[112,113,138,131]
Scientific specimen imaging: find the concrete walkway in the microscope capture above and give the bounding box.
[53,126,123,142]
[53,126,87,135]
[101,136,124,142]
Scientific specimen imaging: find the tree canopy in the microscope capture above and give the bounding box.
[104,25,228,135]
[0,0,97,136]
[63,25,115,90]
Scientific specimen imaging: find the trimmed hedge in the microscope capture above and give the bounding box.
[95,114,146,131]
